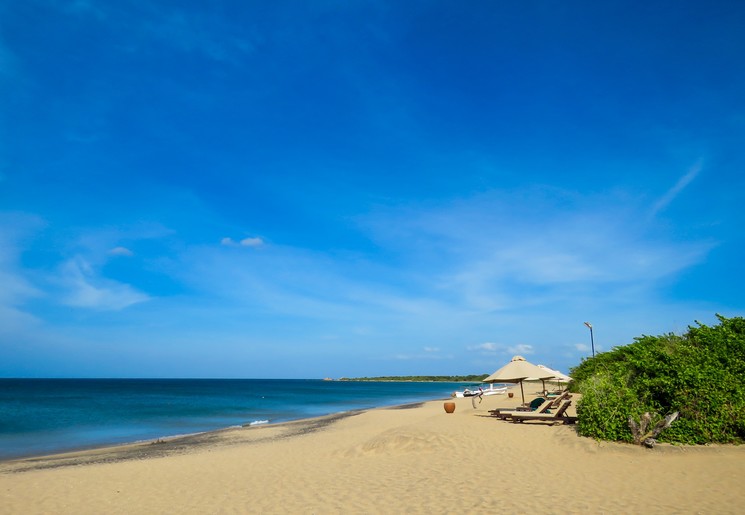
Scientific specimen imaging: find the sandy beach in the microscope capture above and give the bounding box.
[2,387,744,514]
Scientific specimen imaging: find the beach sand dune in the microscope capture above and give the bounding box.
[2,390,744,514]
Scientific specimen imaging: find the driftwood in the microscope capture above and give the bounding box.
[628,411,679,448]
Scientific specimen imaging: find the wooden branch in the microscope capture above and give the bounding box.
[628,411,679,448]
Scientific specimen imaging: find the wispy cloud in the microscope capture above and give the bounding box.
[0,213,45,288]
[650,161,702,217]
[57,257,149,311]
[136,185,718,373]
[0,214,46,333]
[0,179,721,375]
[109,246,134,257]
[469,342,500,353]
[468,342,534,356]
[0,219,161,312]
[220,237,265,248]
[508,344,535,356]
[360,188,712,314]
[71,223,172,263]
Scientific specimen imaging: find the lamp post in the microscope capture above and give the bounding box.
[584,322,595,357]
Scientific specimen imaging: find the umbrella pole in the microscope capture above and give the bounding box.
[520,381,525,405]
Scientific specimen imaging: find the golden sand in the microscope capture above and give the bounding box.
[2,387,744,514]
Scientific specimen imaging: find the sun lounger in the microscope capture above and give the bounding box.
[488,396,545,415]
[546,391,572,408]
[489,397,553,419]
[545,390,564,397]
[504,400,577,424]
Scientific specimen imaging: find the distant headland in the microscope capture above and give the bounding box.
[332,375,489,382]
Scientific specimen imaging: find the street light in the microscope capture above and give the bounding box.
[584,322,595,357]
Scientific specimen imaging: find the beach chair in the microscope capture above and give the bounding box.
[546,391,572,409]
[527,397,548,411]
[505,400,577,424]
[544,387,568,397]
[489,397,552,420]
[488,396,545,415]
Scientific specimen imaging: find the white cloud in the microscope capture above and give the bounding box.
[507,344,534,355]
[469,342,499,353]
[240,237,264,247]
[359,187,712,317]
[0,267,41,305]
[651,161,702,217]
[2,182,710,376]
[0,213,44,300]
[0,213,46,334]
[0,264,44,335]
[467,342,533,356]
[141,184,726,377]
[221,236,265,248]
[58,257,149,311]
[71,223,172,264]
[574,343,590,352]
[109,246,134,256]
[0,305,42,336]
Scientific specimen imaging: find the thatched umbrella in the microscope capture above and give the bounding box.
[483,355,555,405]
[537,364,572,391]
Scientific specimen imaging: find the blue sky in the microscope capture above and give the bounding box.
[1,1,743,378]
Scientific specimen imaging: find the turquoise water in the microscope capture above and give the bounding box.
[0,379,462,460]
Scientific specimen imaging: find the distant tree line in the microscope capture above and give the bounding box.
[340,375,489,382]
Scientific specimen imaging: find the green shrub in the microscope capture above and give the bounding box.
[570,315,745,445]
[576,371,640,442]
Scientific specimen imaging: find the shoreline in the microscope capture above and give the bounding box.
[0,377,459,463]
[3,392,745,513]
[0,401,430,472]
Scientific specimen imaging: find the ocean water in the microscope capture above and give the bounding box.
[0,379,463,460]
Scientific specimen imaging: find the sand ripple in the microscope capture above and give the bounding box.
[348,428,455,456]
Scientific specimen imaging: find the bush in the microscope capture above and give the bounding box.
[576,371,640,442]
[570,315,745,444]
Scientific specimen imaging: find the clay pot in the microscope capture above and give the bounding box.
[443,401,456,414]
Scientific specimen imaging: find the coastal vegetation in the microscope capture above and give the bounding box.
[341,375,489,382]
[570,315,745,445]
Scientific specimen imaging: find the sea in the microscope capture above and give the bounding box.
[0,378,465,460]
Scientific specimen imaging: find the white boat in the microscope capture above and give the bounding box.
[453,384,508,398]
